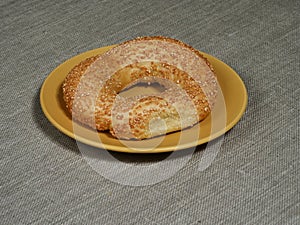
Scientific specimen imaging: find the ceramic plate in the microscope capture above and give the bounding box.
[40,45,247,153]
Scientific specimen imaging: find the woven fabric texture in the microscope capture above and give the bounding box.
[1,0,299,224]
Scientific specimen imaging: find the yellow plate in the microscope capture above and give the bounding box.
[40,45,247,153]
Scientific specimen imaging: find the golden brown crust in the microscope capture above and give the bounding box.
[123,36,215,73]
[62,56,99,114]
[62,36,218,139]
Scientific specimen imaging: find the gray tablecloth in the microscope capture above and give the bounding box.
[1,0,299,224]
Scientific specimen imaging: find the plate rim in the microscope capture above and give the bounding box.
[40,45,248,153]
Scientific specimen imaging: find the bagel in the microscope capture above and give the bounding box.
[62,36,218,139]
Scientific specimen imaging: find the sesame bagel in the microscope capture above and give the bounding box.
[62,36,218,139]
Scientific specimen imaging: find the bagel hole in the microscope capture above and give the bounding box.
[119,82,166,97]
